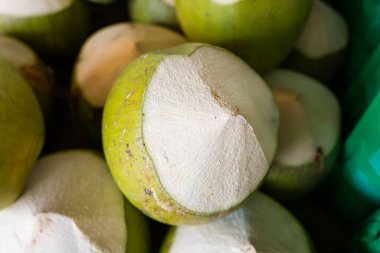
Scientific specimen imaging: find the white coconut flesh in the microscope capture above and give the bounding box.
[211,0,243,5]
[142,46,278,214]
[295,0,348,59]
[0,36,38,67]
[162,0,175,6]
[168,192,312,253]
[0,151,126,253]
[0,0,72,17]
[265,69,340,167]
[75,23,186,107]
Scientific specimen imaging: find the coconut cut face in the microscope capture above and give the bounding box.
[103,43,278,224]
[0,151,129,253]
[73,22,186,108]
[283,0,348,81]
[263,69,341,198]
[0,0,90,57]
[162,192,313,253]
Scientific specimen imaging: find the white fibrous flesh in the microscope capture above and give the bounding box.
[0,0,72,17]
[168,192,311,253]
[0,151,126,253]
[296,0,348,58]
[211,0,242,5]
[0,36,37,68]
[143,46,278,213]
[265,69,340,167]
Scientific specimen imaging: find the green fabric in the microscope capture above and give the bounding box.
[349,209,380,253]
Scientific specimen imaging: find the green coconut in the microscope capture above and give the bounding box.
[0,0,91,58]
[102,43,279,225]
[263,69,341,200]
[282,0,348,82]
[0,57,44,210]
[175,0,312,73]
[0,150,149,253]
[160,192,315,253]
[0,35,53,120]
[129,0,179,29]
[72,22,186,145]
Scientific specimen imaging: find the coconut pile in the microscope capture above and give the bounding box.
[1,1,375,253]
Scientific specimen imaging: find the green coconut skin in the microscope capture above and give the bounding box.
[0,57,45,210]
[263,141,341,200]
[129,0,179,29]
[175,0,312,73]
[0,0,91,58]
[124,198,150,253]
[103,43,247,225]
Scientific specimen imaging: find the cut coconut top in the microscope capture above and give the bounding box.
[211,0,242,5]
[167,192,311,253]
[265,69,340,167]
[296,0,348,58]
[0,0,72,17]
[0,151,126,253]
[74,22,186,107]
[162,0,175,6]
[143,46,278,214]
[0,35,38,68]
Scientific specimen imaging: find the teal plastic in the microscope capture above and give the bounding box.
[345,43,380,128]
[349,209,380,253]
[330,92,380,222]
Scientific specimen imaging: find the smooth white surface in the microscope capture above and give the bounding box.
[0,0,72,17]
[296,0,348,58]
[169,192,311,253]
[0,151,126,253]
[265,69,340,166]
[162,0,175,6]
[212,0,242,5]
[0,36,37,68]
[143,46,277,213]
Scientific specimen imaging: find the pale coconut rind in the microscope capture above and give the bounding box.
[263,141,341,199]
[0,0,90,57]
[0,57,44,210]
[263,69,341,199]
[175,0,312,73]
[160,192,314,253]
[282,0,348,82]
[0,150,129,253]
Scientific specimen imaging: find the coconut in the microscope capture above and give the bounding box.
[72,22,186,145]
[0,150,149,253]
[102,43,279,225]
[129,0,179,29]
[0,35,53,119]
[0,0,90,58]
[282,0,348,82]
[175,0,312,73]
[0,57,44,210]
[263,69,341,200]
[161,192,314,253]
